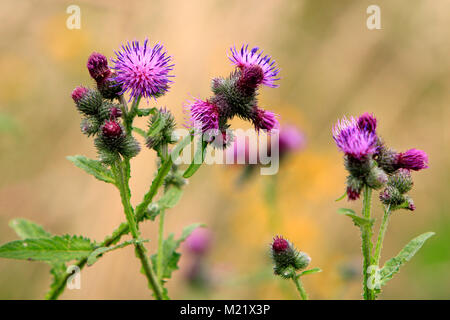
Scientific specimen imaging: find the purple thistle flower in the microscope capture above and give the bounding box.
[184,98,220,134]
[102,120,122,138]
[357,112,377,134]
[332,116,378,160]
[111,39,174,100]
[272,236,289,253]
[252,107,279,132]
[395,148,429,171]
[279,125,306,155]
[87,52,111,82]
[186,228,212,256]
[228,44,280,88]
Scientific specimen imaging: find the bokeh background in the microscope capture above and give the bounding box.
[0,0,449,299]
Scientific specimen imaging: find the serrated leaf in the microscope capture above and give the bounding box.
[87,239,148,266]
[133,127,147,138]
[45,263,67,300]
[0,235,94,262]
[148,113,166,137]
[379,232,435,286]
[338,208,374,228]
[298,267,322,277]
[9,219,52,239]
[151,223,205,280]
[67,155,115,184]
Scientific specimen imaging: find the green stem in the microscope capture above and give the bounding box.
[157,210,165,281]
[361,185,374,300]
[114,159,164,300]
[293,276,308,300]
[373,205,391,266]
[46,133,194,300]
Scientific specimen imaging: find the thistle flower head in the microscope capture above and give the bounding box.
[184,98,220,134]
[87,52,111,82]
[333,116,378,160]
[228,44,280,88]
[346,186,361,200]
[252,107,279,132]
[186,228,212,256]
[395,148,429,171]
[357,112,377,134]
[279,125,306,155]
[112,39,174,100]
[388,168,413,194]
[109,107,122,119]
[71,86,88,103]
[236,64,265,95]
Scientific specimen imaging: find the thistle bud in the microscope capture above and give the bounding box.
[346,175,363,200]
[375,146,397,174]
[379,186,404,207]
[146,108,176,150]
[71,86,88,103]
[95,121,140,160]
[73,88,103,116]
[271,236,310,279]
[344,154,373,178]
[388,168,413,194]
[366,166,388,190]
[102,120,122,138]
[80,117,100,136]
[87,52,111,82]
[110,106,122,119]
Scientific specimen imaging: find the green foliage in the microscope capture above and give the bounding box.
[9,219,52,239]
[337,208,374,228]
[298,267,322,277]
[67,155,115,184]
[136,108,156,117]
[147,187,183,221]
[87,240,148,266]
[150,223,204,281]
[379,232,435,286]
[0,235,94,263]
[183,139,208,178]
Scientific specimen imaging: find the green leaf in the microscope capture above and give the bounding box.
[379,232,435,286]
[147,112,166,137]
[0,235,94,263]
[150,223,205,280]
[338,208,374,228]
[67,155,115,184]
[183,139,208,178]
[136,108,156,117]
[159,187,183,210]
[298,267,322,277]
[87,239,147,266]
[133,127,147,138]
[9,219,52,239]
[335,192,347,202]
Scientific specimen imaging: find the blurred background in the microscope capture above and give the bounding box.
[0,0,449,299]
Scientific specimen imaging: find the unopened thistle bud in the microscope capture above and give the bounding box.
[346,175,363,200]
[375,146,397,174]
[388,168,413,194]
[87,52,111,82]
[146,108,176,150]
[379,185,404,207]
[95,121,141,160]
[80,117,100,136]
[102,120,122,138]
[72,88,103,116]
[110,106,122,119]
[366,166,388,190]
[97,74,122,100]
[270,236,310,279]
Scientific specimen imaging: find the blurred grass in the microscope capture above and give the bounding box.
[0,0,449,299]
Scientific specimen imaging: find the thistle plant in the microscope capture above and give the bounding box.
[0,41,286,300]
[333,112,434,300]
[270,236,321,300]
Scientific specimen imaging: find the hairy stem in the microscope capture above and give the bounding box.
[157,210,165,282]
[293,276,308,300]
[373,205,391,266]
[361,185,374,300]
[114,159,165,300]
